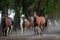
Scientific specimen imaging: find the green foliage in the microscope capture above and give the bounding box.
[0,0,60,19]
[0,0,14,7]
[23,0,33,7]
[44,0,56,14]
[20,7,23,15]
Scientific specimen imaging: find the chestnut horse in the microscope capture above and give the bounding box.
[22,16,30,31]
[1,12,13,36]
[28,16,34,29]
[33,12,47,35]
[22,16,34,32]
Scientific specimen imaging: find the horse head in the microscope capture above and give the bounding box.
[33,12,37,18]
[2,12,7,19]
[28,16,31,21]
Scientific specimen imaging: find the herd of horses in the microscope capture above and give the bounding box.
[1,11,49,36]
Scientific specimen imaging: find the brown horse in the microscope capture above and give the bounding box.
[28,16,34,29]
[1,12,13,36]
[22,16,34,32]
[33,11,46,35]
[22,16,30,31]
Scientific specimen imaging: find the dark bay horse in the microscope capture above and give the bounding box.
[1,12,13,36]
[33,11,47,35]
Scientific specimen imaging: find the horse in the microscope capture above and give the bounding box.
[1,12,13,36]
[22,16,30,31]
[28,16,34,29]
[21,15,34,32]
[33,11,47,35]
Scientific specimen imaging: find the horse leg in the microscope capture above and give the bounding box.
[2,27,7,36]
[31,24,34,30]
[23,26,27,34]
[8,26,13,35]
[2,28,5,36]
[37,25,40,35]
[6,27,9,36]
[40,25,44,36]
[34,26,36,35]
[4,28,8,36]
[43,23,47,33]
[9,27,11,35]
[34,26,38,35]
[23,28,24,34]
[24,27,27,31]
[44,24,47,32]
[23,23,25,33]
[10,25,13,35]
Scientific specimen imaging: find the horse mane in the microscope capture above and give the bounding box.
[34,17,36,22]
[34,17,38,26]
[2,18,6,26]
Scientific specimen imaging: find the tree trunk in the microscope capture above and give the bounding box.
[14,0,20,31]
[22,0,28,19]
[37,0,42,16]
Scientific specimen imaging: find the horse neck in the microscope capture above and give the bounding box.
[2,17,6,26]
[35,16,38,19]
[34,16,37,21]
[34,16,39,23]
[2,16,6,22]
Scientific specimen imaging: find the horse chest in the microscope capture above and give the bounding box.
[2,19,6,27]
[36,18,41,24]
